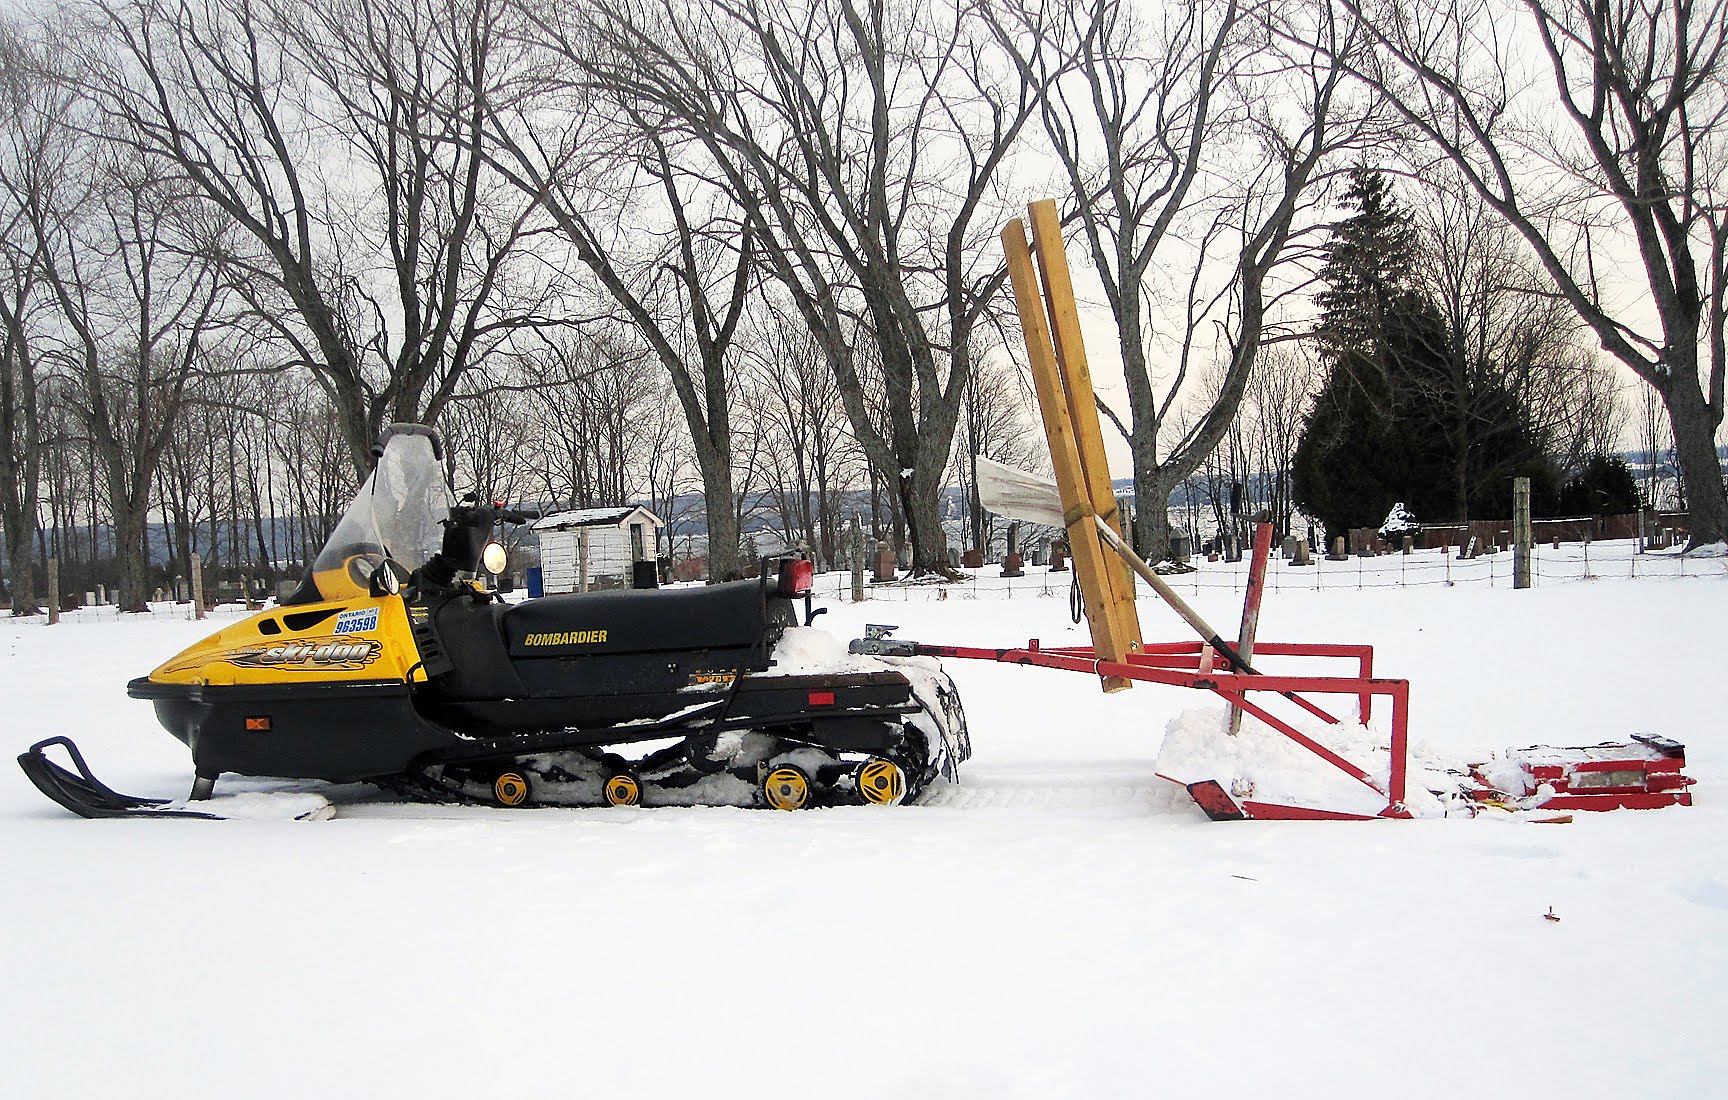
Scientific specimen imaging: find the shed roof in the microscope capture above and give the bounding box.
[531,505,664,532]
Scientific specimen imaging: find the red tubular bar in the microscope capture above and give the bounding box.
[919,639,1412,818]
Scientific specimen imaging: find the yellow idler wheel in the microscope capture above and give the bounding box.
[603,772,641,807]
[493,770,532,808]
[762,764,812,811]
[855,758,907,806]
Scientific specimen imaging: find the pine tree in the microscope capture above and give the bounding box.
[1295,167,1558,538]
[1296,167,1435,537]
[1558,455,1642,516]
[1314,166,1423,361]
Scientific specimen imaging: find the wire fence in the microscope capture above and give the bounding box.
[810,538,1728,602]
[10,538,1720,625]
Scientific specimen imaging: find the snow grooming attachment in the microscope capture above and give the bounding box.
[931,197,1695,823]
[17,424,970,821]
[958,200,1416,820]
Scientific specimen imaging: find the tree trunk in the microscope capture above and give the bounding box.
[7,529,37,616]
[1130,428,1174,562]
[1666,372,1727,547]
[1133,458,1183,565]
[901,465,950,574]
[111,495,152,613]
[694,448,741,582]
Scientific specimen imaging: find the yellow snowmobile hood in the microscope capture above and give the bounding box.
[148,596,428,688]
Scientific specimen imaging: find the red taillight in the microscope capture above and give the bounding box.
[777,557,814,597]
[808,691,835,706]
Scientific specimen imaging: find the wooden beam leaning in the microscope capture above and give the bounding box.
[1001,216,1132,693]
[1025,200,1144,649]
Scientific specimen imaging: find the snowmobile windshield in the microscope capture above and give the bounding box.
[287,429,455,605]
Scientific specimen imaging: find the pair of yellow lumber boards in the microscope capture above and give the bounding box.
[1001,200,1143,692]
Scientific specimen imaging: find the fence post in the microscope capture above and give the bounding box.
[191,552,206,620]
[1513,477,1532,590]
[850,513,865,603]
[46,557,59,626]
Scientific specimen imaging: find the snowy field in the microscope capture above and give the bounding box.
[4,540,1725,1099]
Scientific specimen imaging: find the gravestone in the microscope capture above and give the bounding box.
[1000,521,1024,578]
[873,540,896,583]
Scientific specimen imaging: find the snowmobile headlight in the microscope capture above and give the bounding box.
[481,541,508,575]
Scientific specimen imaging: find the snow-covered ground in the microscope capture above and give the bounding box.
[4,540,1724,1098]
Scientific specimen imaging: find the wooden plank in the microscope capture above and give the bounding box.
[1001,216,1131,693]
[1025,199,1144,649]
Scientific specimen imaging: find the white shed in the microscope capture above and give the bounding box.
[530,506,664,593]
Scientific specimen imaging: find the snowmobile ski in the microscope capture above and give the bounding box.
[18,737,333,821]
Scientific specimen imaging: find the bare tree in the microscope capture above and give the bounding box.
[511,327,662,510]
[1241,344,1318,534]
[267,375,354,565]
[34,147,226,610]
[994,0,1382,560]
[477,49,761,581]
[0,21,62,614]
[81,0,572,476]
[1410,181,1589,517]
[952,352,1041,557]
[1340,0,1728,547]
[1638,379,1681,508]
[746,303,866,568]
[552,0,1037,575]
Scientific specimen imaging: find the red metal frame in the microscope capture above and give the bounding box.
[1466,739,1695,812]
[917,638,1412,820]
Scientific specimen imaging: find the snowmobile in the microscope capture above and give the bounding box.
[18,424,969,819]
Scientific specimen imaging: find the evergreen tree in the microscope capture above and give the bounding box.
[1293,292,1451,536]
[1314,166,1423,361]
[1557,455,1642,516]
[1295,167,1559,539]
[1296,166,1435,538]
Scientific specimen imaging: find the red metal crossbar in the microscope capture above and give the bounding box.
[912,639,1412,820]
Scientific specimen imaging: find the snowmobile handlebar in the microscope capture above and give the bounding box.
[413,502,536,591]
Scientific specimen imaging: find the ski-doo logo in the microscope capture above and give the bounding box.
[229,638,384,670]
[334,607,380,634]
[523,630,608,646]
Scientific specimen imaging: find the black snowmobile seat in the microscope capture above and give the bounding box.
[502,580,768,658]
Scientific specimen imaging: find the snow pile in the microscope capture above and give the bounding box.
[769,624,879,675]
[1154,705,1456,817]
[1684,540,1728,557]
[1471,755,1534,797]
[769,626,971,782]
